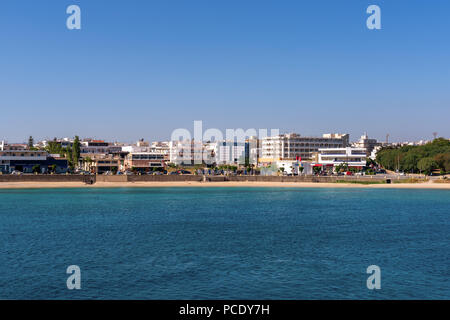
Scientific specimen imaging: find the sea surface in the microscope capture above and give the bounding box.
[0,187,448,299]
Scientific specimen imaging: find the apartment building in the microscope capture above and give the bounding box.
[351,133,381,156]
[0,141,68,173]
[124,152,166,172]
[169,140,204,165]
[261,133,350,162]
[318,147,367,169]
[81,139,122,154]
[81,154,120,174]
[215,137,259,166]
[215,141,246,165]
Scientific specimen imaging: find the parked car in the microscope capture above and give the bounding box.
[11,170,22,175]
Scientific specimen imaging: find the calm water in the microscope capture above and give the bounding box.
[0,187,448,299]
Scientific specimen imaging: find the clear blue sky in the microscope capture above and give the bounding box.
[1,0,449,143]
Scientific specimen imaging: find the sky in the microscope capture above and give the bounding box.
[0,0,449,143]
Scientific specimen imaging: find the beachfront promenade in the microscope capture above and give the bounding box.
[0,174,449,189]
[0,173,404,183]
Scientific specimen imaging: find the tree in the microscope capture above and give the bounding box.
[434,153,450,173]
[313,166,322,175]
[28,136,34,149]
[46,138,63,155]
[417,157,436,175]
[49,164,57,173]
[32,164,41,174]
[376,139,450,174]
[366,158,376,168]
[349,167,359,173]
[72,136,81,168]
[335,163,348,173]
[343,163,349,172]
[66,147,73,171]
[402,152,419,173]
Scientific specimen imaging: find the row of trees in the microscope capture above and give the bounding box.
[376,138,450,175]
[31,164,57,174]
[44,136,81,171]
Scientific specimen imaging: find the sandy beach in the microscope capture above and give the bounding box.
[0,181,449,189]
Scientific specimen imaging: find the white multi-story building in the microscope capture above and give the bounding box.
[215,141,246,165]
[0,141,68,173]
[261,133,349,162]
[318,147,367,169]
[169,140,204,165]
[80,140,122,154]
[122,140,152,153]
[370,145,383,160]
[351,133,381,156]
[124,152,166,172]
[150,141,170,156]
[168,139,257,166]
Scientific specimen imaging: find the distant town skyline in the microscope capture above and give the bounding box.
[1,1,449,142]
[2,129,447,145]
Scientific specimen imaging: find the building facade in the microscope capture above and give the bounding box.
[318,147,367,169]
[352,134,381,156]
[0,141,68,173]
[124,152,166,172]
[261,133,350,162]
[81,140,122,154]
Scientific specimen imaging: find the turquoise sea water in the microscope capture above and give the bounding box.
[0,187,449,299]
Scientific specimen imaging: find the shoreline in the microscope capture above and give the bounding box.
[0,181,449,189]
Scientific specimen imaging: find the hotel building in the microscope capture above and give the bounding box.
[260,133,350,162]
[318,147,367,169]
